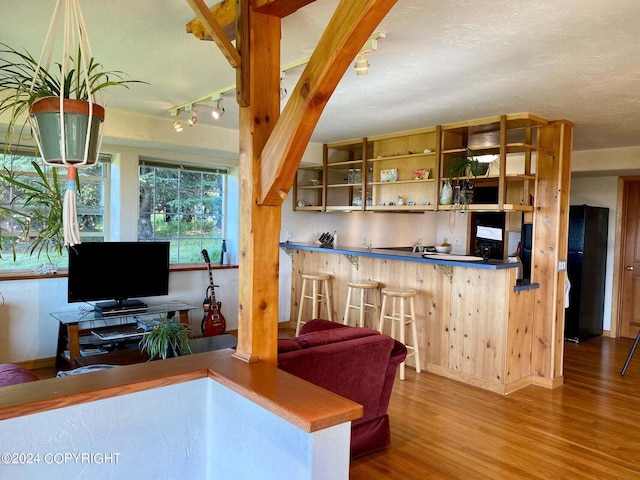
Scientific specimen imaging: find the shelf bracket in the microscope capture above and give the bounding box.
[438,265,453,283]
[344,254,360,270]
[280,246,294,259]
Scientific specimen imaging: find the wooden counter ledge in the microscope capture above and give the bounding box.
[0,349,363,433]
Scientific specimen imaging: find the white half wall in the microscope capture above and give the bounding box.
[0,377,351,480]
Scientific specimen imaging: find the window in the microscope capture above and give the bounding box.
[138,161,227,264]
[0,149,109,270]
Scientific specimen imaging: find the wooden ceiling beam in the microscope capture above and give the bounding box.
[259,0,398,205]
[185,0,241,68]
[186,0,315,42]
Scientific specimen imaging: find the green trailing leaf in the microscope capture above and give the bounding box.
[446,147,484,180]
[0,160,68,260]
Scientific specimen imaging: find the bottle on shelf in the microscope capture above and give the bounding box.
[220,239,227,265]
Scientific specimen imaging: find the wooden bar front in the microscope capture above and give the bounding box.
[287,246,537,395]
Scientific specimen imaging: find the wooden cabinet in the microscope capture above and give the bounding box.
[293,113,549,214]
[438,113,547,212]
[367,126,440,211]
[293,165,323,211]
[323,138,370,211]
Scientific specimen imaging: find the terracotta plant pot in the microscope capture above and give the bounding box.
[29,97,105,166]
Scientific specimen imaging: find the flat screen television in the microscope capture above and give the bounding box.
[68,241,170,314]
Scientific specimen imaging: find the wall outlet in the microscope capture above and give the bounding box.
[558,259,567,272]
[454,238,462,246]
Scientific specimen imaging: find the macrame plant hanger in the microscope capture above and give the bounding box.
[28,0,105,247]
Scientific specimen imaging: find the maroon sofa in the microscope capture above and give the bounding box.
[0,364,39,387]
[277,319,407,458]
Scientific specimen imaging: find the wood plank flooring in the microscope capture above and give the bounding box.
[350,336,640,479]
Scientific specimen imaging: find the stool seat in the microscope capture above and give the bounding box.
[302,273,331,281]
[343,280,379,329]
[381,287,416,297]
[296,272,334,335]
[379,287,421,380]
[348,279,379,289]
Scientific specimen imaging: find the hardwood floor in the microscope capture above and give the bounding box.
[350,336,640,479]
[28,333,640,478]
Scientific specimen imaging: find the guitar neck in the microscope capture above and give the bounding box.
[208,266,217,304]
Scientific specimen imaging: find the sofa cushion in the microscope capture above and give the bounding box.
[277,338,302,354]
[0,364,39,387]
[299,319,349,335]
[296,325,380,349]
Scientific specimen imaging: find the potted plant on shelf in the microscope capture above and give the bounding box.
[139,318,193,360]
[444,147,489,206]
[0,43,145,164]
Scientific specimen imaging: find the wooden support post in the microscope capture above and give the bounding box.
[234,6,282,364]
[531,120,574,387]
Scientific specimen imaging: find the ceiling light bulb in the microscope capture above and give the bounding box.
[212,99,225,119]
[354,54,370,75]
[173,119,183,132]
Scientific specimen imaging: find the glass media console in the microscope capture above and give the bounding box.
[51,302,197,368]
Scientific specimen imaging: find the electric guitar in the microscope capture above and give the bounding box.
[201,249,226,336]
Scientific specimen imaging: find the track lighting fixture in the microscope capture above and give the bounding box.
[354,54,370,75]
[211,98,225,119]
[187,105,197,126]
[172,110,183,132]
[353,31,385,76]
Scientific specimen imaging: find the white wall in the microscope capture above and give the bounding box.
[0,377,351,480]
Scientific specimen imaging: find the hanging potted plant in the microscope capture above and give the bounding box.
[0,43,145,165]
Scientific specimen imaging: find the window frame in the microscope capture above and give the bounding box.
[138,159,229,265]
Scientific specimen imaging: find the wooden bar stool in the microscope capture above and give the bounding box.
[343,280,379,328]
[296,273,334,335]
[378,287,421,380]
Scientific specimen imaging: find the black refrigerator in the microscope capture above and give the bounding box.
[565,205,609,343]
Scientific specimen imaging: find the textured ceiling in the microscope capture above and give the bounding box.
[3,0,640,151]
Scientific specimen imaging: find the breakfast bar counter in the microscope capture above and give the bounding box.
[281,242,539,395]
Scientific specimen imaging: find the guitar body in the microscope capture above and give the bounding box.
[201,249,226,336]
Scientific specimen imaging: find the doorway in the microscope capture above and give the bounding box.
[617,178,640,339]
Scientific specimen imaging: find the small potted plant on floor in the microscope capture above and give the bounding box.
[139,318,192,360]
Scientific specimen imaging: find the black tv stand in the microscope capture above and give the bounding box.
[96,299,148,316]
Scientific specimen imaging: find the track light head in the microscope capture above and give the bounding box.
[354,54,370,75]
[211,98,225,119]
[188,108,197,126]
[172,110,184,132]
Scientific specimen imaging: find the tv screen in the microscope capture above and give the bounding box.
[68,242,170,312]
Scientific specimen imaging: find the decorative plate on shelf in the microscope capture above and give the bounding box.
[380,168,398,182]
[412,168,430,180]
